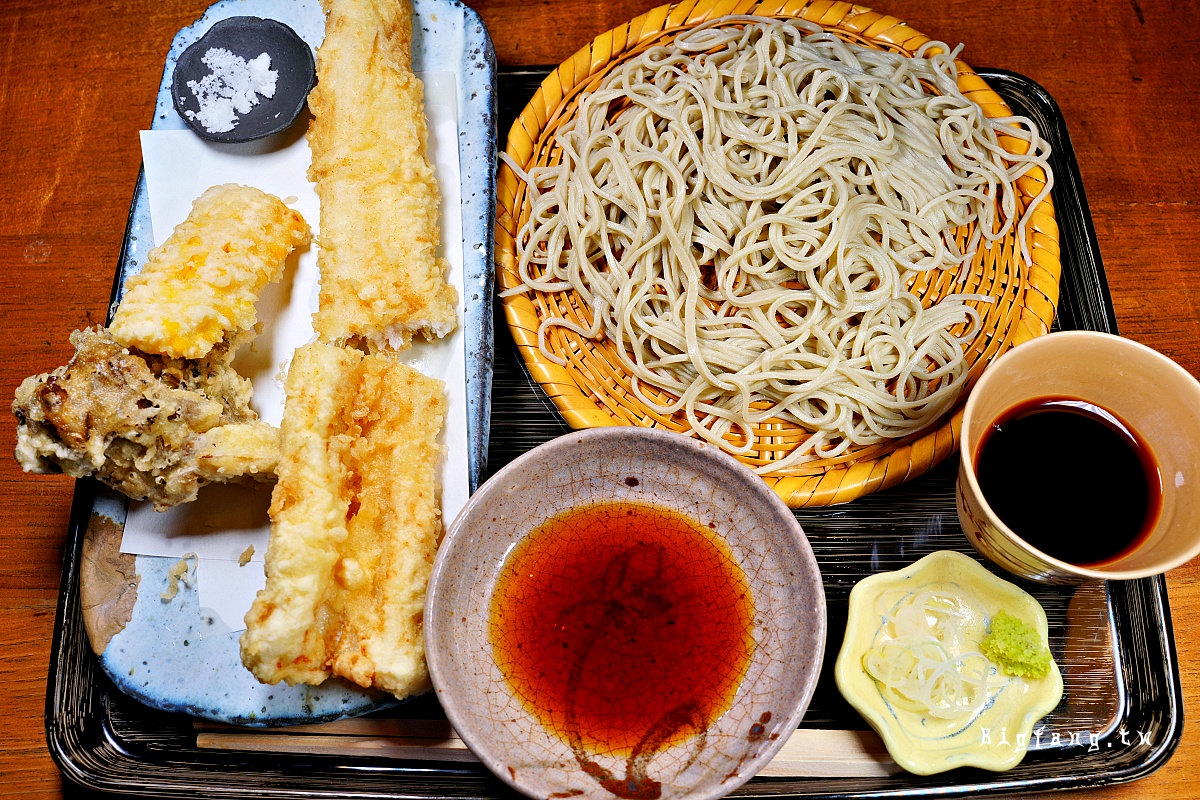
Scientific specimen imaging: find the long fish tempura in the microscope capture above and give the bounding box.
[240,341,446,698]
[307,0,458,351]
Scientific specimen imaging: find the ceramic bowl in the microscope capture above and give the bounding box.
[957,330,1200,582]
[835,550,1063,775]
[425,427,826,800]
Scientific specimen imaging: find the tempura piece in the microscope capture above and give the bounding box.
[306,0,458,351]
[240,341,446,699]
[12,327,277,510]
[15,184,304,503]
[109,183,311,359]
[195,422,281,481]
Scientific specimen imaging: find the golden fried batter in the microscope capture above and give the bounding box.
[307,0,458,351]
[109,183,311,360]
[13,184,309,507]
[12,328,277,510]
[195,422,281,481]
[240,341,446,699]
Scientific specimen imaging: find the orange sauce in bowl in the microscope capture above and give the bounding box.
[488,500,755,759]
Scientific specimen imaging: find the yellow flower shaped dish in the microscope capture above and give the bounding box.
[835,550,1063,775]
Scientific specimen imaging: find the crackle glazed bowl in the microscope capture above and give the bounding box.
[424,426,827,800]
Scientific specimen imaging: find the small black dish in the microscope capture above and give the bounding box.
[172,16,315,144]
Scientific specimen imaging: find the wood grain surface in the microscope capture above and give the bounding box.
[1,1,1198,798]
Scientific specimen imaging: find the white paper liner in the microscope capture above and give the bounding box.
[121,72,468,630]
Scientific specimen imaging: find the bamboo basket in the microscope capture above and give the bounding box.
[495,0,1060,508]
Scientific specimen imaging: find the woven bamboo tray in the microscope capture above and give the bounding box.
[495,0,1060,508]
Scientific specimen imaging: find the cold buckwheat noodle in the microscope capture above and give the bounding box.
[502,16,1052,473]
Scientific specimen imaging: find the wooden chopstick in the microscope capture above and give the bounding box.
[194,719,900,778]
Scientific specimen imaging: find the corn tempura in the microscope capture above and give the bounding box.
[109,183,310,360]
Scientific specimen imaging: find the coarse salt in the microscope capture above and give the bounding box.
[185,48,278,134]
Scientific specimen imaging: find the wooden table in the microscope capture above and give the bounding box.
[2,0,1197,797]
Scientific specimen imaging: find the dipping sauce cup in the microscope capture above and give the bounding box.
[957,330,1200,583]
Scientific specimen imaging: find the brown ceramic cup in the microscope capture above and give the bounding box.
[957,330,1200,583]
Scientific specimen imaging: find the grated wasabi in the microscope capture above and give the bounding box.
[980,610,1052,678]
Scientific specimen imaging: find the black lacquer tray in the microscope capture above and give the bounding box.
[46,68,1182,799]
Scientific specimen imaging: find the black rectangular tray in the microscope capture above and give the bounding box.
[46,68,1182,799]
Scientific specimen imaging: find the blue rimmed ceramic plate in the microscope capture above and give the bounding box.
[79,0,495,726]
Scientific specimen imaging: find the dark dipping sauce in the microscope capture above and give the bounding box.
[488,500,755,760]
[975,397,1162,567]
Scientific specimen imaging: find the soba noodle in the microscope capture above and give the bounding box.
[503,16,1053,473]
